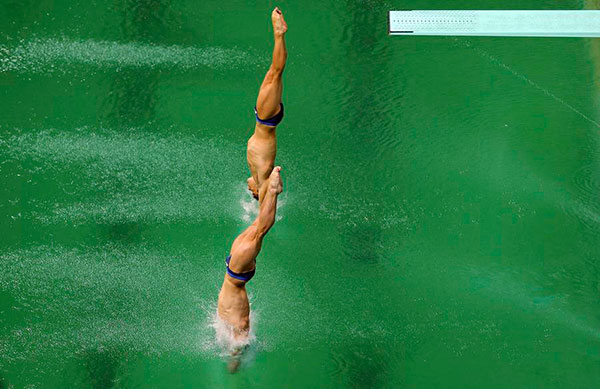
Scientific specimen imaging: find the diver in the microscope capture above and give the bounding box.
[246,6,287,202]
[216,7,287,372]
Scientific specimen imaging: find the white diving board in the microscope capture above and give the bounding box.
[389,10,600,37]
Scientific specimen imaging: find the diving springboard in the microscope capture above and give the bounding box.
[389,10,600,37]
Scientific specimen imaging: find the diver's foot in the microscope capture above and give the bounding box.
[247,177,259,200]
[268,166,283,194]
[272,7,287,36]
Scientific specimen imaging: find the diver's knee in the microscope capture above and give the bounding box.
[269,60,286,75]
[266,66,283,80]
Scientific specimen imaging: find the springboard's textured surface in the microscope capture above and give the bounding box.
[1,0,599,387]
[389,10,600,37]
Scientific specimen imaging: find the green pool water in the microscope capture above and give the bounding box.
[1,0,599,387]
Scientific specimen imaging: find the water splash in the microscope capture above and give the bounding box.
[196,297,260,374]
[210,310,257,355]
[0,38,257,73]
[240,185,259,223]
[238,182,287,223]
[1,127,246,224]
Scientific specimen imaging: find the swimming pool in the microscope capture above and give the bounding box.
[1,0,599,387]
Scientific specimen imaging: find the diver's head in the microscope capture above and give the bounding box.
[227,345,248,373]
[247,177,259,200]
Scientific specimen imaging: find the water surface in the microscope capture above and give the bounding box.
[1,0,599,387]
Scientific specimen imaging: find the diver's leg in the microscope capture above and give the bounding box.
[221,168,282,373]
[255,7,287,119]
[247,8,287,199]
[229,167,283,272]
[255,166,282,233]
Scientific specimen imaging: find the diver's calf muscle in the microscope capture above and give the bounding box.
[246,7,287,201]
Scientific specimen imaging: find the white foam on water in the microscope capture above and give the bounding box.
[196,297,259,372]
[240,184,259,223]
[211,311,257,356]
[0,37,257,73]
[1,127,245,224]
[238,182,286,223]
[275,192,286,222]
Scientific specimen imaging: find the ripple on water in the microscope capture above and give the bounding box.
[327,341,396,387]
[328,349,350,377]
[566,162,600,236]
[572,163,600,203]
[340,223,384,264]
